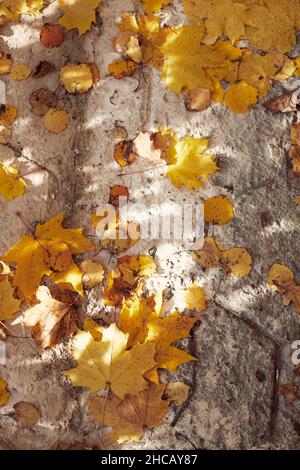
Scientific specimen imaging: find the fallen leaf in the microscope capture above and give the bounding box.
[290,122,300,175]
[264,88,300,113]
[225,82,257,113]
[58,0,101,35]
[181,284,207,313]
[60,64,96,94]
[0,163,26,200]
[40,24,64,48]
[13,402,40,428]
[133,132,161,161]
[2,212,94,303]
[33,61,56,78]
[204,195,234,225]
[0,125,11,144]
[0,53,12,74]
[29,88,57,116]
[43,108,70,134]
[268,263,300,314]
[185,87,211,112]
[0,276,21,321]
[0,377,9,406]
[114,140,136,167]
[80,260,104,289]
[193,237,252,277]
[166,136,217,190]
[10,64,32,81]
[64,323,157,398]
[108,59,136,79]
[88,382,171,444]
[24,286,78,348]
[0,105,17,126]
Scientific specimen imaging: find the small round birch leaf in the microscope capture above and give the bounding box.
[225,82,257,113]
[268,263,294,291]
[0,106,17,126]
[43,108,70,134]
[204,195,234,225]
[0,125,11,144]
[13,402,40,428]
[10,64,32,81]
[222,247,252,277]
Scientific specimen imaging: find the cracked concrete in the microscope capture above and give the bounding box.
[0,0,300,450]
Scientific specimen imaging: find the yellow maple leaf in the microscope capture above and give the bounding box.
[224,82,257,113]
[0,377,9,406]
[64,323,157,399]
[58,0,101,35]
[0,276,21,321]
[0,163,26,200]
[88,382,177,443]
[166,136,217,190]
[2,213,94,303]
[183,0,248,45]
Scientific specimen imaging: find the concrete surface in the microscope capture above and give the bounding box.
[0,0,300,450]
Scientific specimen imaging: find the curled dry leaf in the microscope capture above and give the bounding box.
[24,286,79,348]
[0,377,9,406]
[10,64,32,81]
[29,88,57,116]
[264,88,300,113]
[0,105,17,126]
[13,402,40,428]
[204,195,234,225]
[185,87,211,111]
[268,263,300,314]
[114,140,136,167]
[80,260,104,289]
[0,163,26,200]
[193,237,252,277]
[33,61,56,78]
[40,24,64,48]
[43,108,70,134]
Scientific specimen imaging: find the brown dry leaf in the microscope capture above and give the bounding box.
[193,237,252,277]
[114,140,136,167]
[43,108,70,134]
[290,122,300,175]
[40,24,64,48]
[13,402,40,428]
[80,260,104,289]
[278,384,300,405]
[33,61,56,78]
[204,195,234,225]
[0,377,9,406]
[0,105,17,126]
[185,87,211,112]
[10,64,32,81]
[133,132,161,161]
[264,88,300,113]
[108,185,129,208]
[29,88,57,116]
[24,286,78,348]
[103,255,156,307]
[88,383,170,443]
